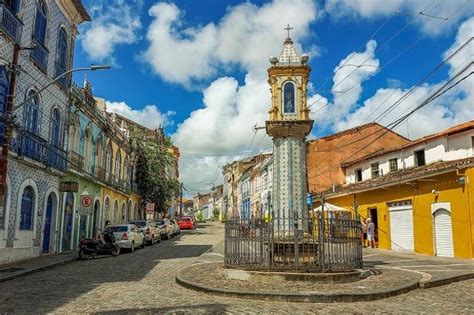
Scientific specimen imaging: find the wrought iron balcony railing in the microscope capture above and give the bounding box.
[30,37,48,71]
[16,130,66,172]
[0,4,22,44]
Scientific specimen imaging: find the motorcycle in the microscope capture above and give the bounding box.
[78,229,120,260]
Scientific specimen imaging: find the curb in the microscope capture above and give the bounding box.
[420,272,474,289]
[175,267,420,303]
[0,257,77,283]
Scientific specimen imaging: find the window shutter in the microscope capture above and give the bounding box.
[34,10,47,44]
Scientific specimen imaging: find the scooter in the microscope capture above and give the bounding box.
[78,230,120,260]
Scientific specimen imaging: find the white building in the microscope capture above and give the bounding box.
[0,0,90,263]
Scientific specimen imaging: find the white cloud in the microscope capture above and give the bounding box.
[160,0,319,191]
[324,0,472,36]
[80,0,142,63]
[142,0,318,86]
[106,101,175,130]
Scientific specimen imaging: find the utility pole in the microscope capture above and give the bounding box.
[0,43,20,212]
[179,182,184,216]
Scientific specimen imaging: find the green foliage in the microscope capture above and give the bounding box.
[196,211,204,222]
[212,207,220,220]
[131,129,179,213]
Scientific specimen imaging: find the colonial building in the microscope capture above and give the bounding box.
[326,121,474,259]
[0,0,89,263]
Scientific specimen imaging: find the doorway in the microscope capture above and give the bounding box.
[42,194,54,253]
[369,208,378,243]
[92,200,100,238]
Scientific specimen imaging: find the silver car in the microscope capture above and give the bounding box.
[155,218,173,240]
[106,224,145,252]
[129,220,161,245]
[169,219,180,236]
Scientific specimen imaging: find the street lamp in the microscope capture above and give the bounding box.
[13,64,111,111]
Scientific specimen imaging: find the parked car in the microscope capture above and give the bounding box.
[129,220,161,245]
[155,218,173,240]
[106,224,145,252]
[169,219,180,236]
[181,216,195,228]
[178,216,193,230]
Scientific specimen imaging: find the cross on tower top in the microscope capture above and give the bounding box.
[284,24,293,39]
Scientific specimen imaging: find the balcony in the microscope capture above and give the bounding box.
[16,130,66,172]
[0,4,23,44]
[31,37,48,72]
[68,150,83,172]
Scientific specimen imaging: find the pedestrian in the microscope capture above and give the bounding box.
[367,218,376,248]
[361,218,367,248]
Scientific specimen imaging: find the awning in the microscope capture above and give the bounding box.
[314,203,351,212]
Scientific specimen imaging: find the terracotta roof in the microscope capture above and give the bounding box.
[342,120,474,168]
[327,157,474,196]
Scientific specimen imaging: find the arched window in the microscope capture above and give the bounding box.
[95,136,103,168]
[83,128,92,173]
[121,203,126,223]
[56,28,68,74]
[123,158,129,182]
[25,90,39,133]
[0,66,9,141]
[33,0,47,44]
[282,81,295,114]
[50,108,60,146]
[113,200,119,223]
[31,0,48,70]
[19,186,35,230]
[105,143,113,174]
[115,150,121,180]
[104,197,110,223]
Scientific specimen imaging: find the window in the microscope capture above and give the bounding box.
[50,108,60,146]
[0,66,9,142]
[355,168,362,182]
[4,0,20,14]
[415,149,425,167]
[31,0,48,70]
[19,186,35,230]
[123,158,129,182]
[389,158,398,173]
[113,200,118,223]
[56,28,68,74]
[25,90,39,133]
[105,144,113,173]
[371,162,379,179]
[282,81,295,113]
[115,151,121,180]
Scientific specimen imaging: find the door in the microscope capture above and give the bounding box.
[434,209,454,257]
[92,200,100,238]
[62,192,74,251]
[369,208,378,243]
[42,195,53,253]
[389,207,414,251]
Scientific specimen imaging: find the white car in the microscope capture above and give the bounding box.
[155,218,173,240]
[169,219,180,236]
[106,224,145,252]
[129,220,161,245]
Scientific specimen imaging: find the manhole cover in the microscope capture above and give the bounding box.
[0,267,25,273]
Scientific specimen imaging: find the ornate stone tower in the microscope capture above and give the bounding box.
[266,27,313,236]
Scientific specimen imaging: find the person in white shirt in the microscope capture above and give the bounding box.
[367,218,376,248]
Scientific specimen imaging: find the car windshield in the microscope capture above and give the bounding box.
[182,218,191,222]
[156,220,165,225]
[107,226,128,232]
[130,221,146,227]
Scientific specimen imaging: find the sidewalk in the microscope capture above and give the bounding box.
[0,252,77,283]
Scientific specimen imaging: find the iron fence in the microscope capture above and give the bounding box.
[224,212,362,272]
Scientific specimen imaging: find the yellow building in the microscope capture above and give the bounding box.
[325,121,474,259]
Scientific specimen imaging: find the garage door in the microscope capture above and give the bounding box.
[434,209,454,257]
[389,207,414,252]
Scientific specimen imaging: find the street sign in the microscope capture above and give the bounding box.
[146,203,155,213]
[59,181,78,192]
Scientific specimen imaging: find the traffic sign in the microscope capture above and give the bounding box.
[146,203,155,213]
[81,195,92,208]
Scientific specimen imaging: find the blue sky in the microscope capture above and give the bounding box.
[71,0,473,191]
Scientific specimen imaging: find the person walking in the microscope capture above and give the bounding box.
[361,218,367,248]
[367,218,376,248]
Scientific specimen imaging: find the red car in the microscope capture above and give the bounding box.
[178,217,193,230]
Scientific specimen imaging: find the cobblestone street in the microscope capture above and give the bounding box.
[0,222,473,314]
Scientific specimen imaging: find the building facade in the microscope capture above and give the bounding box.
[326,121,474,259]
[0,0,90,263]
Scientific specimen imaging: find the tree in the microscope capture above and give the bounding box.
[131,129,180,214]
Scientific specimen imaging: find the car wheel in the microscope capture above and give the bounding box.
[130,242,135,253]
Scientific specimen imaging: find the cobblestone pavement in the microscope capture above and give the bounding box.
[0,222,473,314]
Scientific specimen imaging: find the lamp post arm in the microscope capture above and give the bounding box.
[13,66,109,111]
